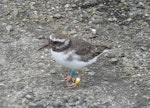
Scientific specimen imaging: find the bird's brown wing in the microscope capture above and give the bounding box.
[70,38,110,62]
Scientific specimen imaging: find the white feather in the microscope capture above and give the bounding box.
[50,49,103,69]
[50,35,65,42]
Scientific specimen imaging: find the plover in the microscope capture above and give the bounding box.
[39,33,110,88]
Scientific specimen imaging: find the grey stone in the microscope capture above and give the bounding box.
[6,25,13,32]
[28,102,36,108]
[30,2,36,9]
[12,8,19,17]
[53,13,62,19]
[108,17,117,22]
[68,96,78,106]
[110,58,118,64]
[25,94,33,100]
[137,2,145,9]
[64,4,70,8]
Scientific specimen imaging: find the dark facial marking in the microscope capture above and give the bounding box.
[50,40,64,46]
[52,39,72,52]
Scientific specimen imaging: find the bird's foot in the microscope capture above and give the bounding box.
[64,76,73,82]
[65,70,83,88]
[64,70,76,82]
[67,77,81,88]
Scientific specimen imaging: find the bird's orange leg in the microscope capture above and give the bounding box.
[68,71,83,88]
[64,70,76,82]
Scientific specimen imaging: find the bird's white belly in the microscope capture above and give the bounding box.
[50,49,99,69]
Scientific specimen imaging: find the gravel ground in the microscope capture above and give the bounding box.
[0,0,150,108]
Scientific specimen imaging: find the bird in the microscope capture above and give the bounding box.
[39,33,110,88]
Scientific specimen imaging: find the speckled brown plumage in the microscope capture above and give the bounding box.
[70,38,110,61]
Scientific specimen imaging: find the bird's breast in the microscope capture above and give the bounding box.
[50,49,99,69]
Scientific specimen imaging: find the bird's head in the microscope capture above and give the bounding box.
[39,34,71,51]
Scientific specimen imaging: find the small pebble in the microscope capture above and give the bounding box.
[37,35,45,39]
[68,30,77,35]
[29,2,36,9]
[25,94,33,100]
[12,8,19,17]
[145,13,149,17]
[137,2,145,9]
[51,70,57,74]
[88,71,95,76]
[71,4,77,8]
[53,13,62,19]
[65,4,70,8]
[90,28,97,35]
[28,102,36,108]
[110,58,118,64]
[126,18,132,22]
[108,17,117,22]
[6,25,13,32]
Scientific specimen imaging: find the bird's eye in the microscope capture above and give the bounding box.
[53,41,58,44]
[51,40,63,45]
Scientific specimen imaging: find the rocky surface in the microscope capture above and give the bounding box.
[0,0,150,108]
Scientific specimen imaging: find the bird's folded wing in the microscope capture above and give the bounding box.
[71,38,109,62]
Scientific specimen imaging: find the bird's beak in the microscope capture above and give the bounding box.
[38,39,51,50]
